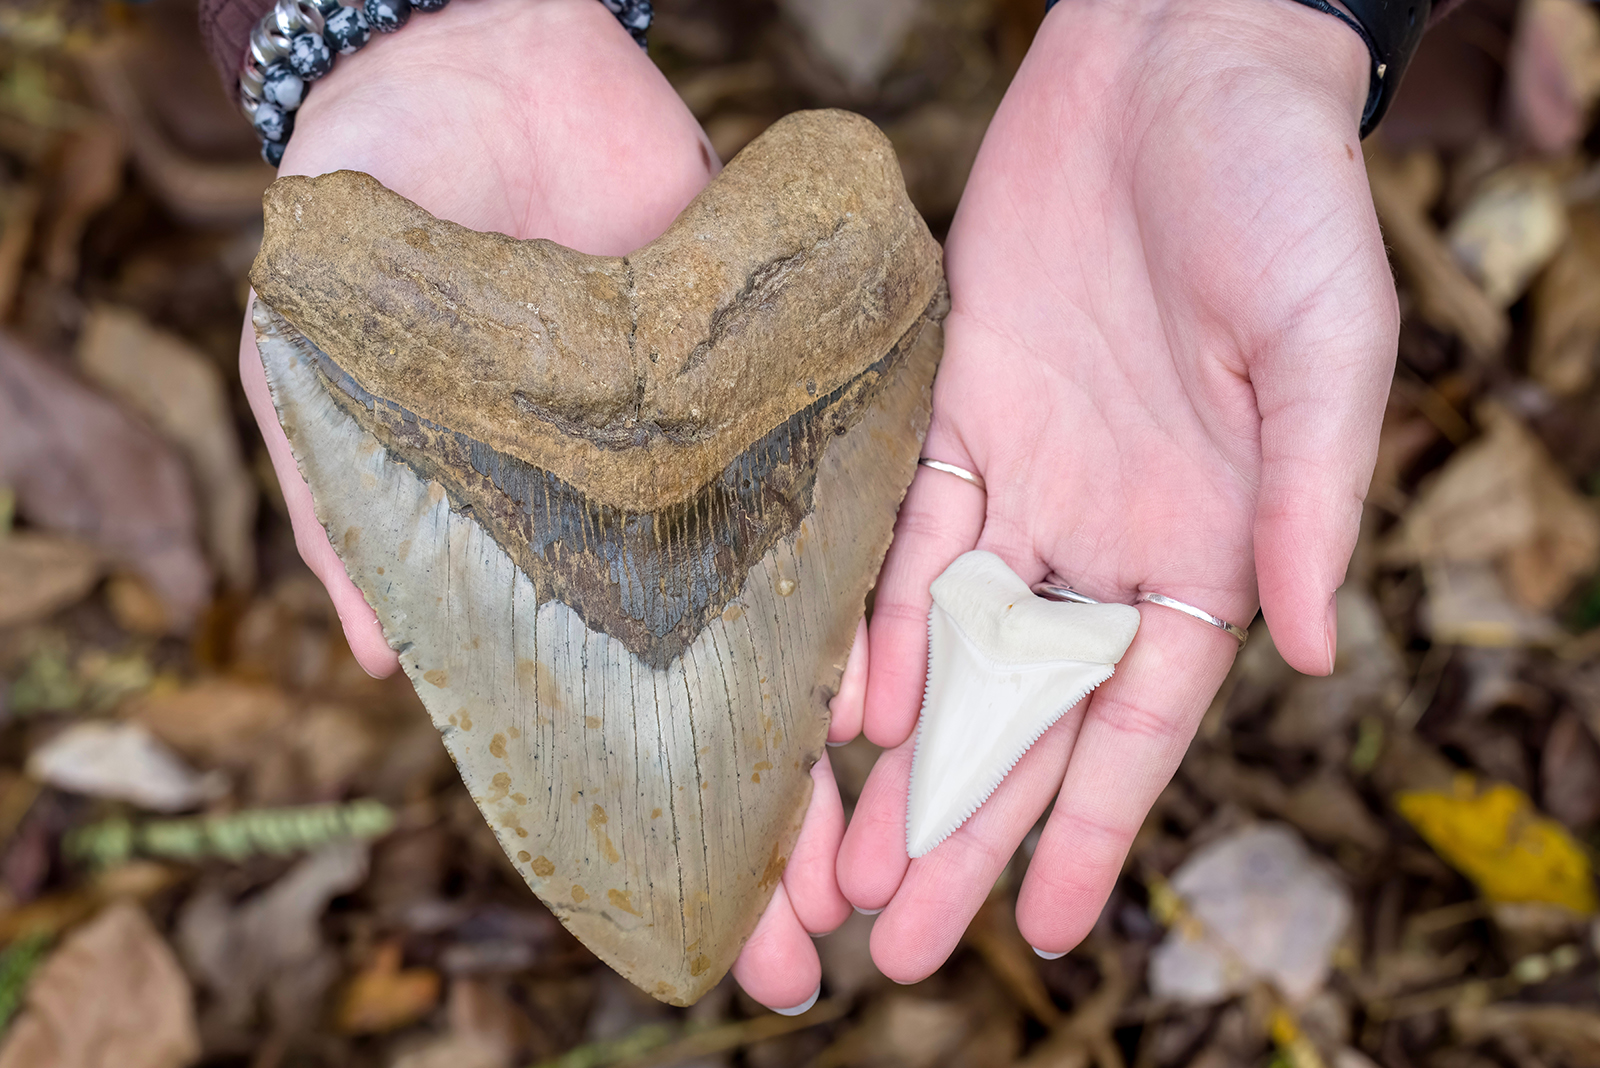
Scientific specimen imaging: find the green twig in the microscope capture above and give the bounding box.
[65,799,395,867]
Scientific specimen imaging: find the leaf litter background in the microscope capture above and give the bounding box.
[3,0,1600,1064]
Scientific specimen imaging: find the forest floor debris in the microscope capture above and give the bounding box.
[4,0,1600,1065]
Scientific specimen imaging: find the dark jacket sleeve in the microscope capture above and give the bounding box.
[201,0,275,87]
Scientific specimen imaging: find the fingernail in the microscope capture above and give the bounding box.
[826,740,849,748]
[1032,946,1067,960]
[854,906,883,916]
[1324,593,1339,676]
[770,984,821,1016]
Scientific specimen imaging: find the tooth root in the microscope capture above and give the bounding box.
[906,552,1141,858]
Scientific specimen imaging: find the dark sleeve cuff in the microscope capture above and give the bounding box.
[200,0,276,89]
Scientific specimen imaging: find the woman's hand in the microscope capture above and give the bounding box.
[836,0,1398,978]
[237,0,851,1009]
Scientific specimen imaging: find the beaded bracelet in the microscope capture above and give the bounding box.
[239,0,653,166]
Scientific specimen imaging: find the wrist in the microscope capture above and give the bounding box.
[278,0,649,175]
[1034,0,1371,134]
[242,0,646,169]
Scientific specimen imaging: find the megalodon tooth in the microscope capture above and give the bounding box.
[907,552,1140,859]
[249,110,946,1005]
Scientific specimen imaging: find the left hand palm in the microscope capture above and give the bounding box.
[837,0,1398,978]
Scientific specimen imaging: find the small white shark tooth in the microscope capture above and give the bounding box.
[907,551,1141,858]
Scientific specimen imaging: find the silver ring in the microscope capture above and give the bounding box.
[918,458,984,491]
[1031,582,1101,606]
[250,21,291,67]
[1137,593,1249,646]
[274,0,325,37]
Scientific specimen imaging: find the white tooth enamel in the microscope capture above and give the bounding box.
[907,551,1141,858]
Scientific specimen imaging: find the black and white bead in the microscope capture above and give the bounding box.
[286,30,334,79]
[260,62,305,110]
[252,100,294,144]
[412,0,450,11]
[262,138,286,167]
[601,0,652,45]
[363,0,411,33]
[323,6,371,54]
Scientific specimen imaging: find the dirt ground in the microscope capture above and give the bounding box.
[4,0,1600,1065]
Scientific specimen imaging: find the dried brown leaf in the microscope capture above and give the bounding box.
[1367,151,1508,359]
[336,941,441,1035]
[1446,167,1568,307]
[0,333,210,628]
[1531,206,1600,394]
[78,304,256,589]
[1506,0,1600,155]
[37,119,124,284]
[1385,404,1600,612]
[0,902,200,1068]
[1452,1002,1600,1066]
[0,532,99,628]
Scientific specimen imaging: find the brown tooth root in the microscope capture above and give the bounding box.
[251,109,946,1006]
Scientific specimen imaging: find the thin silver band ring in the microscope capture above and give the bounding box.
[1136,593,1249,645]
[1032,578,1249,646]
[918,458,984,491]
[1031,582,1102,606]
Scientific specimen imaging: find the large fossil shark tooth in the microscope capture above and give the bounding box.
[249,110,945,1006]
[907,552,1141,858]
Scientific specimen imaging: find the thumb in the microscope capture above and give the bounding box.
[1251,297,1397,676]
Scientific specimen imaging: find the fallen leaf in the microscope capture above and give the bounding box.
[885,103,993,220]
[1149,824,1352,1005]
[1397,774,1597,913]
[336,941,441,1035]
[0,533,99,628]
[778,0,919,91]
[1531,205,1600,395]
[0,902,200,1068]
[1541,712,1600,828]
[390,1035,508,1068]
[0,934,49,1033]
[122,678,293,769]
[1452,1001,1600,1066]
[1447,167,1568,307]
[27,721,226,812]
[0,333,209,629]
[1506,0,1600,155]
[0,183,39,320]
[78,304,256,590]
[36,119,123,284]
[74,39,272,226]
[176,840,368,1033]
[1269,590,1406,750]
[1384,403,1600,612]
[1367,150,1508,359]
[1422,562,1567,647]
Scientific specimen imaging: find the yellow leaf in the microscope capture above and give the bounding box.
[1397,774,1598,914]
[336,942,440,1035]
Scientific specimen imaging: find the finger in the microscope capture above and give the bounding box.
[783,754,851,935]
[1252,283,1398,676]
[731,882,823,1013]
[827,619,869,744]
[239,316,400,678]
[863,714,1082,983]
[835,738,913,912]
[863,455,986,748]
[1016,602,1238,955]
